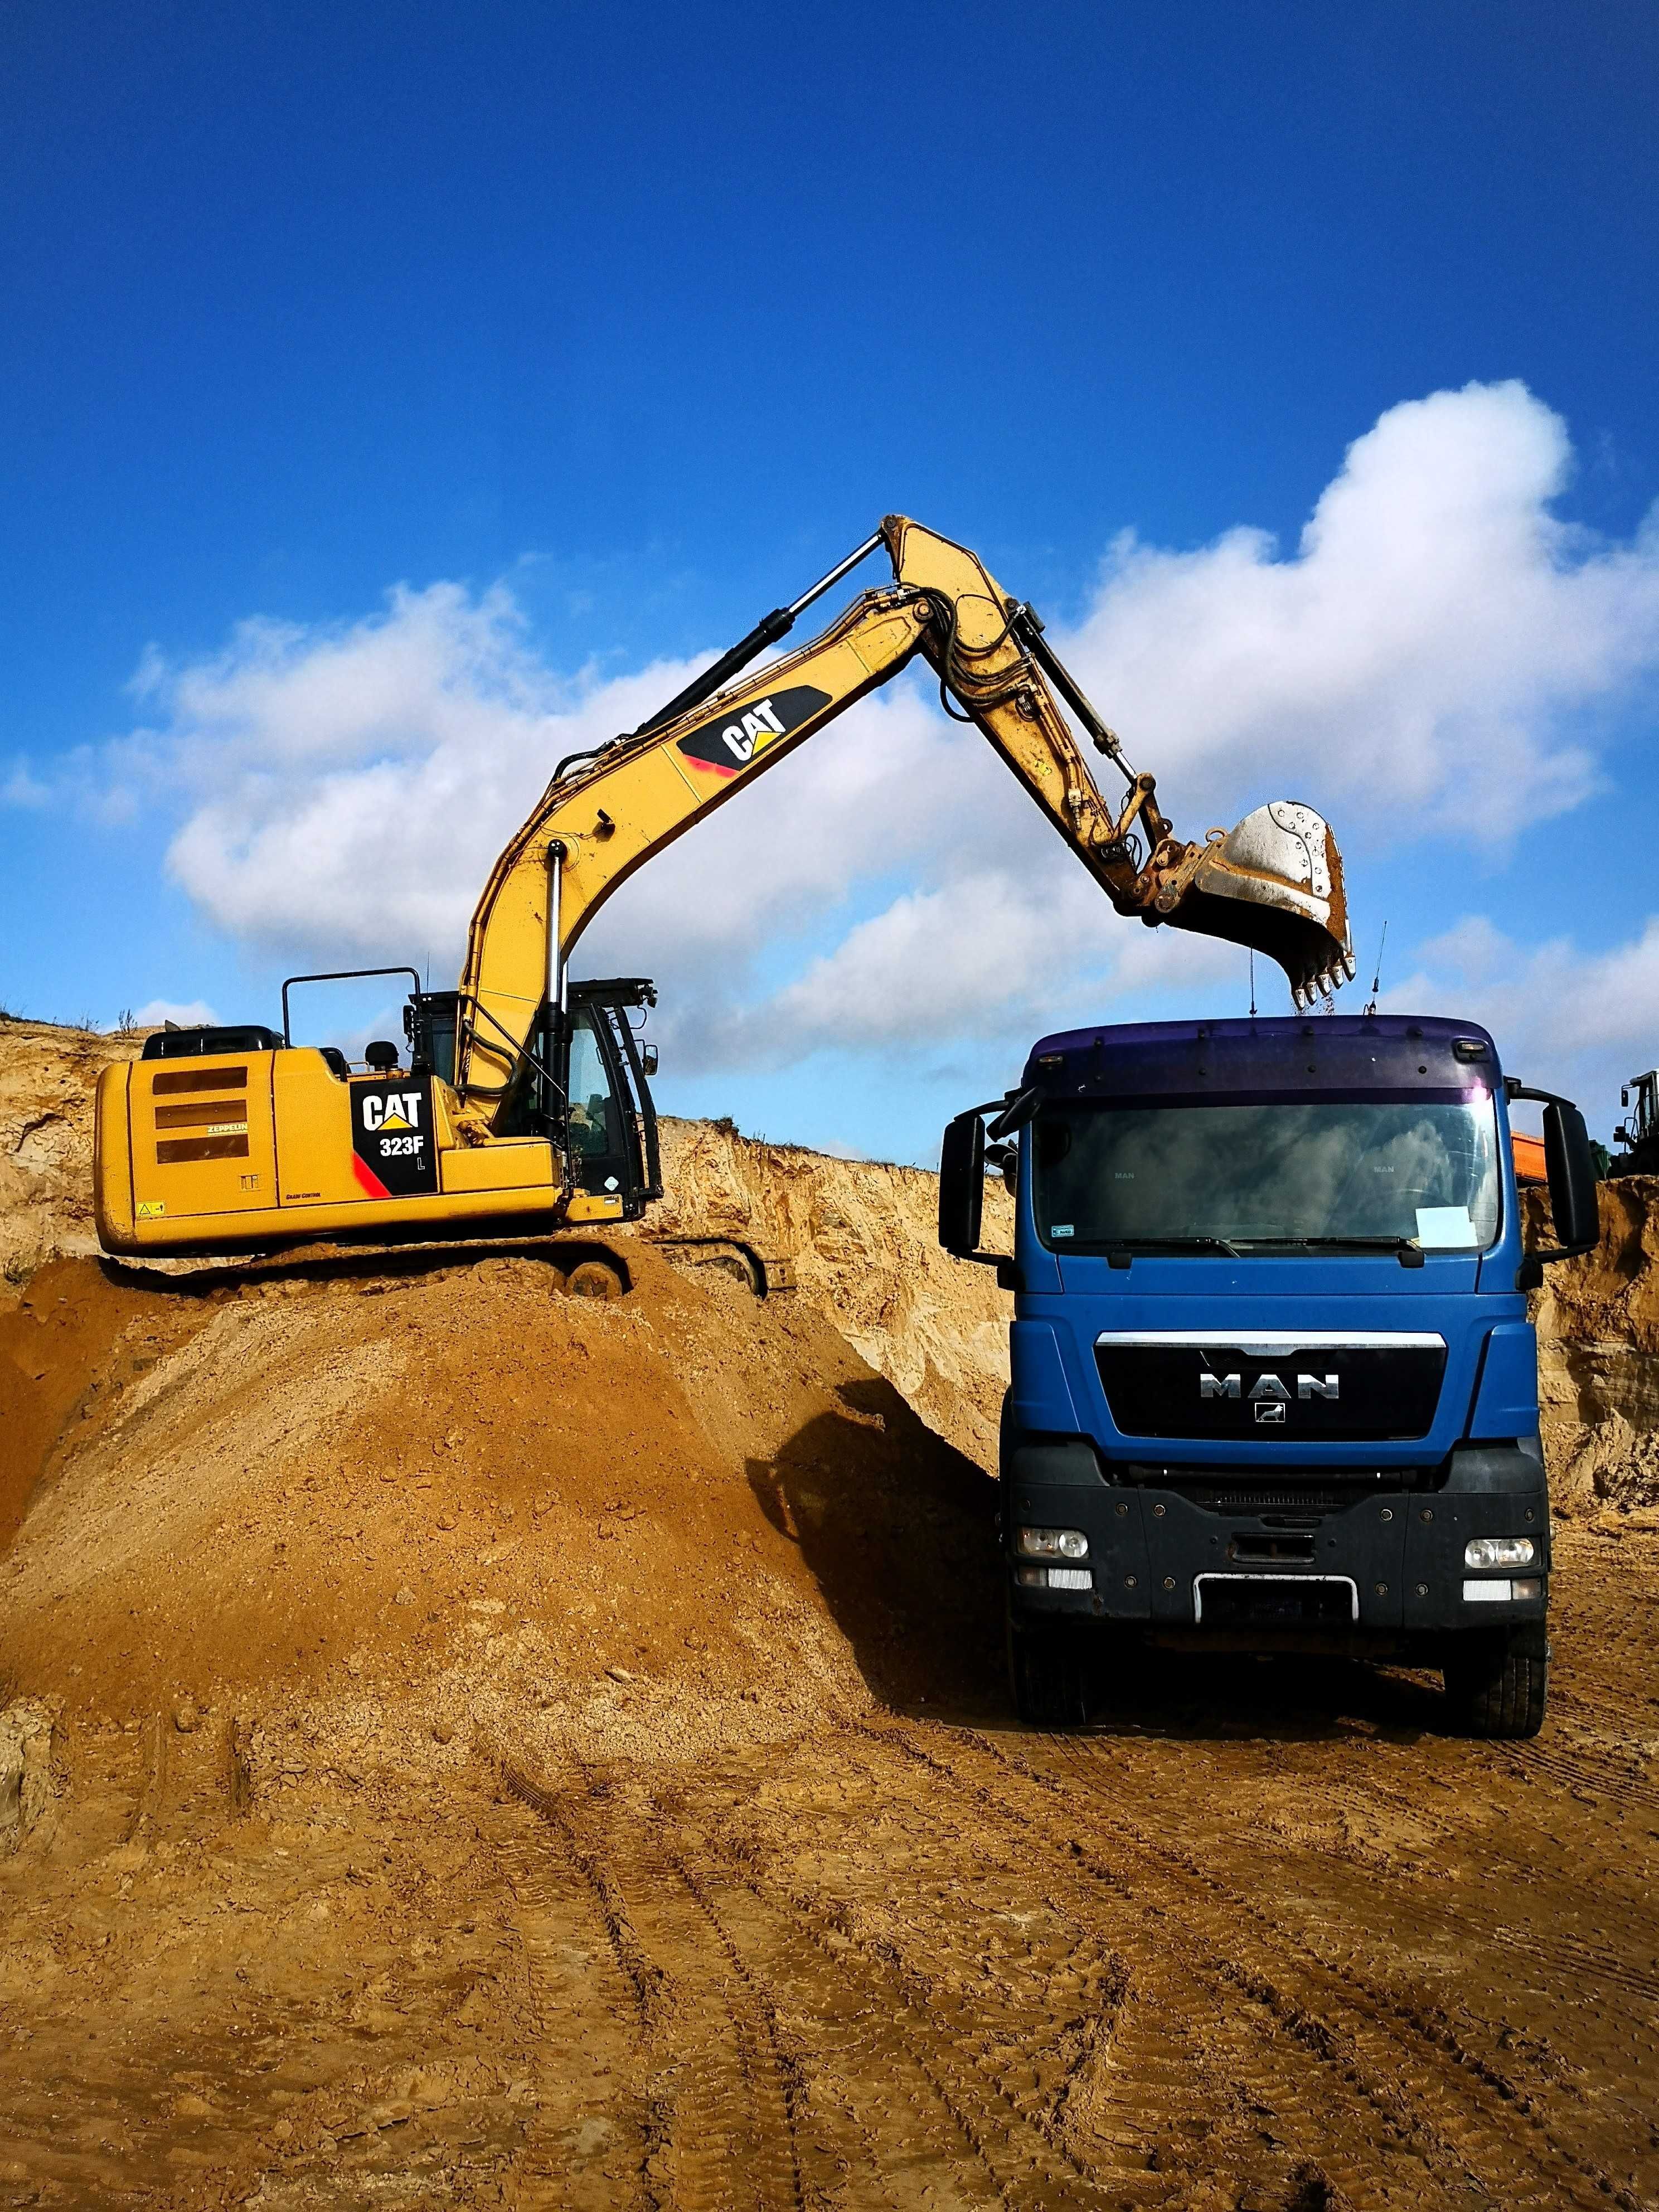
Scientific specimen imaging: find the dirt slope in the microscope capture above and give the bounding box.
[1531,1176,1659,1507]
[1,1246,998,1750]
[651,1116,1010,1466]
[0,1018,143,1280]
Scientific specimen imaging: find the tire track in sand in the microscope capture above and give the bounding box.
[873,1716,1653,2212]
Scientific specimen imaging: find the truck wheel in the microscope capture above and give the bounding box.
[1006,1610,1091,1730]
[1442,1627,1548,1738]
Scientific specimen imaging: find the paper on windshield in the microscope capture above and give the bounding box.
[1415,1206,1479,1249]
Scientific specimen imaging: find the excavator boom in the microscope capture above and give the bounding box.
[457,516,1351,1105]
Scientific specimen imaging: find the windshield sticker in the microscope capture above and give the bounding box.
[1051,1223,1075,1238]
[1415,1205,1478,1248]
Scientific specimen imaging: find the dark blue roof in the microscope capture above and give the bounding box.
[1021,1013,1501,1099]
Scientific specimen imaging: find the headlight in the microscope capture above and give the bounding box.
[1016,1526,1088,1560]
[1464,1536,1535,1569]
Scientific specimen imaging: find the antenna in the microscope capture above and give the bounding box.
[1248,949,1257,1019]
[1364,920,1389,1017]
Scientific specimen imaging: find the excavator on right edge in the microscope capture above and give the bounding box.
[1612,1071,1659,1176]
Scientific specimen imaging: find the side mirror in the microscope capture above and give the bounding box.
[938,1110,986,1257]
[1542,1098,1599,1250]
[639,1042,659,1077]
[1510,1083,1600,1286]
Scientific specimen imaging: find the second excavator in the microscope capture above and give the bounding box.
[94,516,1354,1259]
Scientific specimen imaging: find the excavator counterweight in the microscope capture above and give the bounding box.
[95,515,1354,1259]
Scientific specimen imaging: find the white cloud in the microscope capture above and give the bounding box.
[683,867,1242,1070]
[1063,380,1659,838]
[1387,915,1659,1123]
[80,380,1659,1079]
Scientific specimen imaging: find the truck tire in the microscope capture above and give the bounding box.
[1442,1627,1548,1739]
[1006,1609,1091,1730]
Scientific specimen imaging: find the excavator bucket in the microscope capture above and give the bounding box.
[1165,801,1354,1008]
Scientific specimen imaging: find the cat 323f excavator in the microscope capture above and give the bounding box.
[94,517,1354,1263]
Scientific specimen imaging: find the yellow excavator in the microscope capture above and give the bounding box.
[94,516,1353,1260]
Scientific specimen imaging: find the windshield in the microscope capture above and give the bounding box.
[1032,1092,1501,1254]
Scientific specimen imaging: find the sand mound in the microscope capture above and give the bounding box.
[0,1245,1001,1783]
[1549,1409,1659,1515]
[0,1018,1011,1793]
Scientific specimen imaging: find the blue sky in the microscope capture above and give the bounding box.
[5,2,1659,1159]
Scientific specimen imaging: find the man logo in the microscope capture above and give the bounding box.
[1200,1367,1340,1411]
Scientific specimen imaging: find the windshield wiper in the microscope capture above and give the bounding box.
[1097,1235,1244,1258]
[1231,1234,1427,1269]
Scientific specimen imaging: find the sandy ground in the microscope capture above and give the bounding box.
[1,1520,1657,2210]
[1,1246,1658,2209]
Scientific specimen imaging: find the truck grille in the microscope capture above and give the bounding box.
[1095,1331,1446,1444]
[1112,1464,1437,1512]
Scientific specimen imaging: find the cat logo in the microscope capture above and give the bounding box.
[360,1091,422,1133]
[676,683,832,779]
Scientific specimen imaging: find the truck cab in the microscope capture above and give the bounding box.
[940,1014,1599,1738]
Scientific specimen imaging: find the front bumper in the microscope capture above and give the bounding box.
[1005,1441,1549,1642]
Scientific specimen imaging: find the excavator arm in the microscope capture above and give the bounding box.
[454,517,1351,1113]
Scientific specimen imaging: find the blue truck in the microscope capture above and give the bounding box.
[939,1012,1600,1738]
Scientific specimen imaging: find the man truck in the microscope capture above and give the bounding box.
[940,1013,1600,1738]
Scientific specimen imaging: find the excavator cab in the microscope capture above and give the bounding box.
[469,977,662,1217]
[561,981,662,1215]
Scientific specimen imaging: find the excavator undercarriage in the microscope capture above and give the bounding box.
[95,516,1354,1260]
